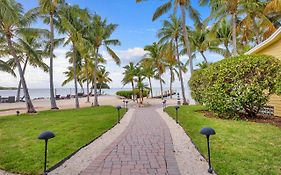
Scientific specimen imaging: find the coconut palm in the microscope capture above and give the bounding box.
[200,0,240,56]
[97,67,112,95]
[139,60,155,98]
[85,15,121,106]
[137,0,201,74]
[0,0,39,113]
[122,62,137,101]
[38,0,65,109]
[0,60,15,76]
[158,15,188,103]
[143,42,166,100]
[56,4,90,108]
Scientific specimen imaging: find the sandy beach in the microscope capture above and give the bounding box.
[0,95,127,116]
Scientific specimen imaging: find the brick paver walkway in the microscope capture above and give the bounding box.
[80,105,180,175]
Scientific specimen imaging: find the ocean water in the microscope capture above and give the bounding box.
[0,87,186,99]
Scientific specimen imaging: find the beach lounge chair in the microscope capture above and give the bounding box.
[56,95,61,100]
[8,96,15,103]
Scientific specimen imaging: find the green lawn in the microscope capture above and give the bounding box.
[0,106,126,174]
[165,105,281,175]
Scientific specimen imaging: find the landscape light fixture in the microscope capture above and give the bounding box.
[200,127,216,173]
[175,105,180,123]
[162,100,167,111]
[38,131,55,175]
[116,106,122,124]
[16,111,20,116]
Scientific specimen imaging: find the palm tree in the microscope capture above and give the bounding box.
[143,43,166,100]
[0,0,38,113]
[200,0,239,56]
[158,15,188,103]
[97,67,112,95]
[38,0,65,109]
[56,4,90,108]
[265,0,281,14]
[122,62,137,101]
[137,0,201,74]
[13,33,49,102]
[85,15,121,106]
[139,60,155,98]
[0,60,15,76]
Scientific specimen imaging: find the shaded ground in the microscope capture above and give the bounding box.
[199,110,281,128]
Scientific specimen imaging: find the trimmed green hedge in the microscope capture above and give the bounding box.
[116,90,149,99]
[189,55,281,118]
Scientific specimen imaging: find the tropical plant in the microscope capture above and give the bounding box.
[0,0,39,113]
[97,67,112,95]
[137,0,201,74]
[38,0,65,109]
[189,55,281,118]
[158,15,188,103]
[138,60,155,98]
[122,62,137,101]
[84,15,121,106]
[56,4,89,108]
[143,42,166,99]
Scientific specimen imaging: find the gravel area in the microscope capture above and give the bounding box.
[49,108,135,175]
[156,107,215,175]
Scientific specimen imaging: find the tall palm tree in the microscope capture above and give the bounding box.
[200,0,239,56]
[0,0,38,113]
[57,4,90,108]
[85,15,121,106]
[122,62,137,101]
[139,60,155,98]
[143,42,166,100]
[158,15,188,103]
[38,0,65,109]
[137,0,201,74]
[97,67,112,95]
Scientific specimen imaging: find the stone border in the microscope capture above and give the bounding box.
[156,108,216,175]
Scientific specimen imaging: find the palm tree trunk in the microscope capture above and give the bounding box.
[180,5,193,74]
[175,38,188,104]
[232,13,238,56]
[148,77,153,98]
[73,46,80,108]
[85,59,90,102]
[93,47,99,106]
[6,34,36,113]
[169,67,173,99]
[159,76,163,100]
[49,12,58,109]
[200,51,208,64]
[16,57,28,102]
[131,81,135,101]
[224,42,231,57]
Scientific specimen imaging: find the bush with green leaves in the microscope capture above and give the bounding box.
[116,90,149,99]
[189,55,281,118]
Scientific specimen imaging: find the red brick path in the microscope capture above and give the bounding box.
[80,106,180,175]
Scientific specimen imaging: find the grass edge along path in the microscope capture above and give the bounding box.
[0,106,127,175]
[165,105,281,175]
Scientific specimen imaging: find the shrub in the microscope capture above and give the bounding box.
[116,90,149,99]
[189,55,281,118]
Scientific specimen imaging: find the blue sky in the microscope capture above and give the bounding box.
[1,0,221,89]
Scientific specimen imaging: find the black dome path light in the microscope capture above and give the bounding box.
[175,105,180,124]
[116,106,122,124]
[38,131,55,175]
[200,127,216,174]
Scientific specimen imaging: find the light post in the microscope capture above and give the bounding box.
[125,100,129,109]
[200,127,216,173]
[177,93,181,105]
[38,131,55,175]
[16,111,20,116]
[162,100,166,111]
[116,106,122,124]
[122,100,126,108]
[175,106,180,123]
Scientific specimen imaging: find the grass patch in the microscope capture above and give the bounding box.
[165,105,281,175]
[0,106,126,174]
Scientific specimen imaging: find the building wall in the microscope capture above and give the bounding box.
[256,39,281,116]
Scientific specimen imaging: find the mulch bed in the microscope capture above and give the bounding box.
[198,110,281,129]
